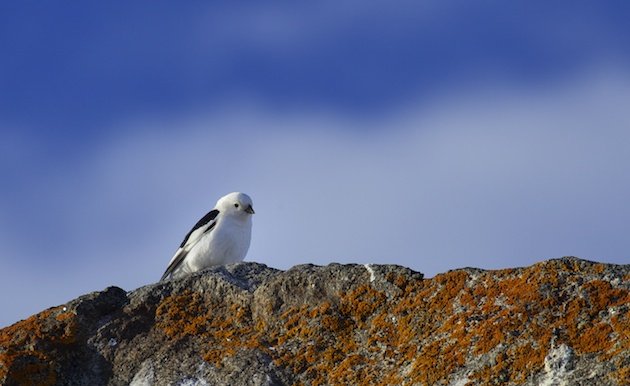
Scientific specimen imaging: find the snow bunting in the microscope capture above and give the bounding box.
[161,192,254,281]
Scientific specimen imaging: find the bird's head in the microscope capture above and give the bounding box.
[217,192,255,218]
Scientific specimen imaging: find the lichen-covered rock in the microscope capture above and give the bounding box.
[1,257,628,385]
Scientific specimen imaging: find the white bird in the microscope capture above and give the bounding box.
[161,192,255,281]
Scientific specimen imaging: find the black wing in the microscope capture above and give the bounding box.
[160,209,219,281]
[178,209,220,248]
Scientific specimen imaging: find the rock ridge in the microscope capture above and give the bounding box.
[0,257,628,385]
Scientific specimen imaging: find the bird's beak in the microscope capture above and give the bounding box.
[245,205,255,214]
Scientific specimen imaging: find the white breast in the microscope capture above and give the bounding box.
[185,216,252,271]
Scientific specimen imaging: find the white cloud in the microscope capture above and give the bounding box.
[2,67,630,327]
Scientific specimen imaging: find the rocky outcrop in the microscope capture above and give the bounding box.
[1,257,628,385]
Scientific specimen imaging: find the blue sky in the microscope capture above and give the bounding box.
[1,2,630,327]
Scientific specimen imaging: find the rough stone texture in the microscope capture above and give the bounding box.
[1,257,628,385]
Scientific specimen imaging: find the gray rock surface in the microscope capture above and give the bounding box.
[1,258,628,385]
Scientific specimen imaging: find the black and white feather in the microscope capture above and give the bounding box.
[161,192,255,281]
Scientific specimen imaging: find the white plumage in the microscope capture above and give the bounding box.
[161,192,254,281]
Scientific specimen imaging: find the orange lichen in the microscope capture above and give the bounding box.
[3,259,627,385]
[575,323,614,354]
[0,306,78,385]
[0,351,56,386]
[155,290,262,367]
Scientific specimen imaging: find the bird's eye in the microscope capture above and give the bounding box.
[234,203,239,208]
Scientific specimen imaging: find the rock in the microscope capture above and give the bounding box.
[1,257,628,385]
